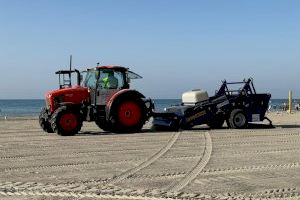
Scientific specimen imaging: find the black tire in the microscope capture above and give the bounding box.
[228,109,248,129]
[110,98,146,133]
[50,106,82,136]
[95,119,112,132]
[39,107,54,133]
[207,114,225,129]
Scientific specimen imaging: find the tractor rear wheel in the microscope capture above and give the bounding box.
[51,106,82,136]
[111,98,146,133]
[39,107,54,133]
[228,109,248,129]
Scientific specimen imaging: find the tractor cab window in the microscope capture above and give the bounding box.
[98,70,125,89]
[83,70,98,89]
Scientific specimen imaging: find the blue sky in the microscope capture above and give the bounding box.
[0,0,300,99]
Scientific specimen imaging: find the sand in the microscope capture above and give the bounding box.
[0,111,299,199]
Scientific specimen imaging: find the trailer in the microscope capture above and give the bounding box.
[152,78,272,130]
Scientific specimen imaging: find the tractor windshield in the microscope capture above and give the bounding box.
[98,69,125,89]
[83,69,127,89]
[83,70,98,89]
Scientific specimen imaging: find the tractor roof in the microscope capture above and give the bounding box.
[92,65,142,79]
[95,65,128,70]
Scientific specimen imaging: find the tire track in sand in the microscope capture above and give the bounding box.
[0,132,180,175]
[166,131,212,192]
[0,181,299,199]
[201,162,300,175]
[107,131,181,185]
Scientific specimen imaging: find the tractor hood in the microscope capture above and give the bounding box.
[46,86,89,112]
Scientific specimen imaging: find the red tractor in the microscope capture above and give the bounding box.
[39,65,154,136]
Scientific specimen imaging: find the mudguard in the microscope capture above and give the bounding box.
[106,89,146,120]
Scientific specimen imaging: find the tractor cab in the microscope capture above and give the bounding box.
[83,66,142,106]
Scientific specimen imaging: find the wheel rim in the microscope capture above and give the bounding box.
[59,113,78,131]
[234,112,246,127]
[118,101,142,127]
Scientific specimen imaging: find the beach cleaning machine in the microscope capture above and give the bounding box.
[152,78,272,130]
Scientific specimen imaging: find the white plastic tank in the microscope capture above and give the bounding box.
[182,89,209,105]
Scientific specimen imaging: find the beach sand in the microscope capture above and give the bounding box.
[0,111,299,199]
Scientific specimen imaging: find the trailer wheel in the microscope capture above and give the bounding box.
[51,106,82,136]
[39,107,54,133]
[228,109,248,129]
[111,98,145,133]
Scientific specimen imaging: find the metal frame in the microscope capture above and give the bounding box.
[216,78,256,96]
[55,69,81,89]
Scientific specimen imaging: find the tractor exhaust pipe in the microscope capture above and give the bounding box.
[69,55,72,85]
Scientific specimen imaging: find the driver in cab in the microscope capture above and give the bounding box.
[101,71,118,89]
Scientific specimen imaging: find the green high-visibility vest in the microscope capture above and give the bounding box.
[102,77,110,88]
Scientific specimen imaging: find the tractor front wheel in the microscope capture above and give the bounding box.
[39,107,54,133]
[51,106,82,136]
[111,99,145,133]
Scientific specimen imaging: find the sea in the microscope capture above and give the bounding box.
[0,99,298,117]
